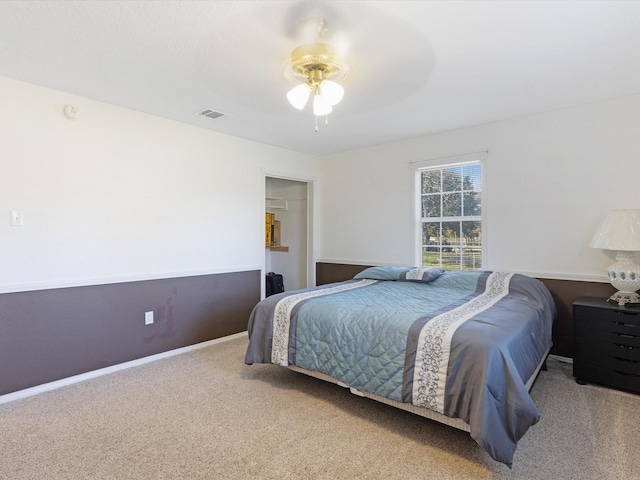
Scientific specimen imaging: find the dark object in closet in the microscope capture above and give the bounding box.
[266,272,284,297]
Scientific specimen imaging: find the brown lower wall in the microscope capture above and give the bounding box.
[316,262,616,358]
[2,264,614,397]
[0,270,260,396]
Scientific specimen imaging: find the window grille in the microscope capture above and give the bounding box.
[413,152,485,270]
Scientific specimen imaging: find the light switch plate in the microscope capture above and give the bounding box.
[10,210,24,226]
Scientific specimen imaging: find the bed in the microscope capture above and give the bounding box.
[244,267,556,467]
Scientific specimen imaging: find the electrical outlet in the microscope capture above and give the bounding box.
[145,311,154,325]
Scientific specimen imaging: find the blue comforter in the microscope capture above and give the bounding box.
[244,270,556,467]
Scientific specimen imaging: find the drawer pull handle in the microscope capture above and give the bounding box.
[613,370,640,378]
[618,333,640,340]
[614,356,640,364]
[614,309,640,315]
[615,322,640,328]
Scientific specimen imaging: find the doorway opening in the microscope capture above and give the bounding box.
[264,175,313,298]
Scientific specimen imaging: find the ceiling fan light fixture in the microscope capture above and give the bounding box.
[313,93,333,116]
[285,18,348,131]
[287,83,312,110]
[319,79,344,106]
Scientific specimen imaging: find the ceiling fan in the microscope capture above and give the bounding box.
[272,2,433,137]
[284,17,349,132]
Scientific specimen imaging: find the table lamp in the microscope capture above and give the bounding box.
[590,209,640,305]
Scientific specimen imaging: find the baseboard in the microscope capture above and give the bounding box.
[549,354,573,364]
[1,333,570,406]
[0,331,247,405]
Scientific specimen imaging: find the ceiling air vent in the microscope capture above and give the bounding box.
[197,109,225,120]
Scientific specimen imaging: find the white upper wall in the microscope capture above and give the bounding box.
[4,74,639,290]
[0,76,320,292]
[318,93,640,281]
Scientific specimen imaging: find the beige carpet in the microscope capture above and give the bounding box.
[1,336,639,479]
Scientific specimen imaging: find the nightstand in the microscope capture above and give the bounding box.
[573,297,640,394]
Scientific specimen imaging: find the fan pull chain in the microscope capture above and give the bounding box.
[313,115,331,132]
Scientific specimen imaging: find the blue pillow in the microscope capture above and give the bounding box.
[353,266,410,281]
[399,267,445,283]
[354,266,444,283]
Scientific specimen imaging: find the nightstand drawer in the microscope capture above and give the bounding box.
[573,364,640,392]
[574,339,640,374]
[574,325,640,347]
[574,305,640,330]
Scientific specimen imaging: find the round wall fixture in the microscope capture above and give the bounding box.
[63,105,79,119]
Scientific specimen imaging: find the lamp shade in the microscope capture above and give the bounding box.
[287,83,312,110]
[590,209,640,251]
[313,93,333,116]
[320,79,344,106]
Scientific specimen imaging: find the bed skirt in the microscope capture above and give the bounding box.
[289,343,551,434]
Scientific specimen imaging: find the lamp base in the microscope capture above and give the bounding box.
[608,291,640,306]
[606,251,640,306]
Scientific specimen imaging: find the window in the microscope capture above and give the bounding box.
[414,154,484,270]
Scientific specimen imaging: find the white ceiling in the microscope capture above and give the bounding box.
[1,1,639,156]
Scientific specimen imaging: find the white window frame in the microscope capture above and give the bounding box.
[410,151,487,270]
